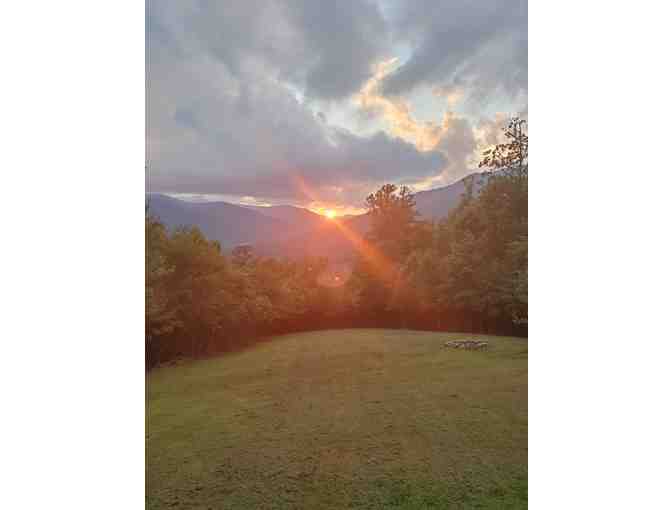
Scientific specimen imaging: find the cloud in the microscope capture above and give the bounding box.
[283,0,388,100]
[381,0,528,105]
[146,1,527,207]
[147,53,445,205]
[147,0,388,101]
[355,58,478,186]
[433,85,464,108]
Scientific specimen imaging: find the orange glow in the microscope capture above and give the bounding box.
[292,174,367,217]
[310,205,366,217]
[291,174,405,297]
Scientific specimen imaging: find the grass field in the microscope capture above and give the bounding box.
[146,329,528,509]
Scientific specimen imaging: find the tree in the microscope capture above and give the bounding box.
[145,216,179,365]
[159,226,240,358]
[413,116,530,331]
[347,184,427,326]
[479,117,528,176]
[231,244,254,268]
[499,235,528,325]
[365,183,421,263]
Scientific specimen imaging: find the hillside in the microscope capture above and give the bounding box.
[255,173,485,260]
[145,193,368,261]
[146,329,528,509]
[146,194,327,248]
[147,172,486,259]
[245,204,325,228]
[414,174,475,218]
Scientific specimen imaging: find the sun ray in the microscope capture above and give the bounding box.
[291,173,404,293]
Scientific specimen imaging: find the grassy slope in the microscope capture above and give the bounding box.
[147,330,528,509]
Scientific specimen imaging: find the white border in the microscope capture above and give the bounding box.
[1,2,145,508]
[1,1,671,508]
[531,1,672,507]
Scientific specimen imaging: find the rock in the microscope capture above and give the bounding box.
[444,339,489,350]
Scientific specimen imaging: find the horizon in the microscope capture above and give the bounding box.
[147,168,485,217]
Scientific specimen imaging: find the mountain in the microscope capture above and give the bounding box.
[244,205,326,230]
[146,194,323,248]
[255,173,482,260]
[146,172,485,259]
[413,172,489,220]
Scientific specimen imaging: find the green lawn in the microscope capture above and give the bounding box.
[147,329,528,509]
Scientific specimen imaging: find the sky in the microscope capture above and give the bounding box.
[146,0,527,215]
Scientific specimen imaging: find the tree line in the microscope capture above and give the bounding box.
[146,118,528,368]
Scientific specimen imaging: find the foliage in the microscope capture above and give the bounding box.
[478,117,528,174]
[365,183,421,263]
[145,217,178,341]
[145,214,335,366]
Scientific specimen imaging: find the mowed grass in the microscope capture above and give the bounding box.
[147,329,527,509]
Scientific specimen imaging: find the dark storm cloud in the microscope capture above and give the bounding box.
[147,0,388,101]
[146,50,445,202]
[283,0,388,100]
[147,0,445,204]
[381,0,527,103]
[146,1,527,205]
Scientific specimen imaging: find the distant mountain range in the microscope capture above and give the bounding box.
[146,194,293,247]
[146,172,486,260]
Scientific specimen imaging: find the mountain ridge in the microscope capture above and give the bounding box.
[147,172,483,259]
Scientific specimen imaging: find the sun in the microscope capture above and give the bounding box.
[324,209,336,219]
